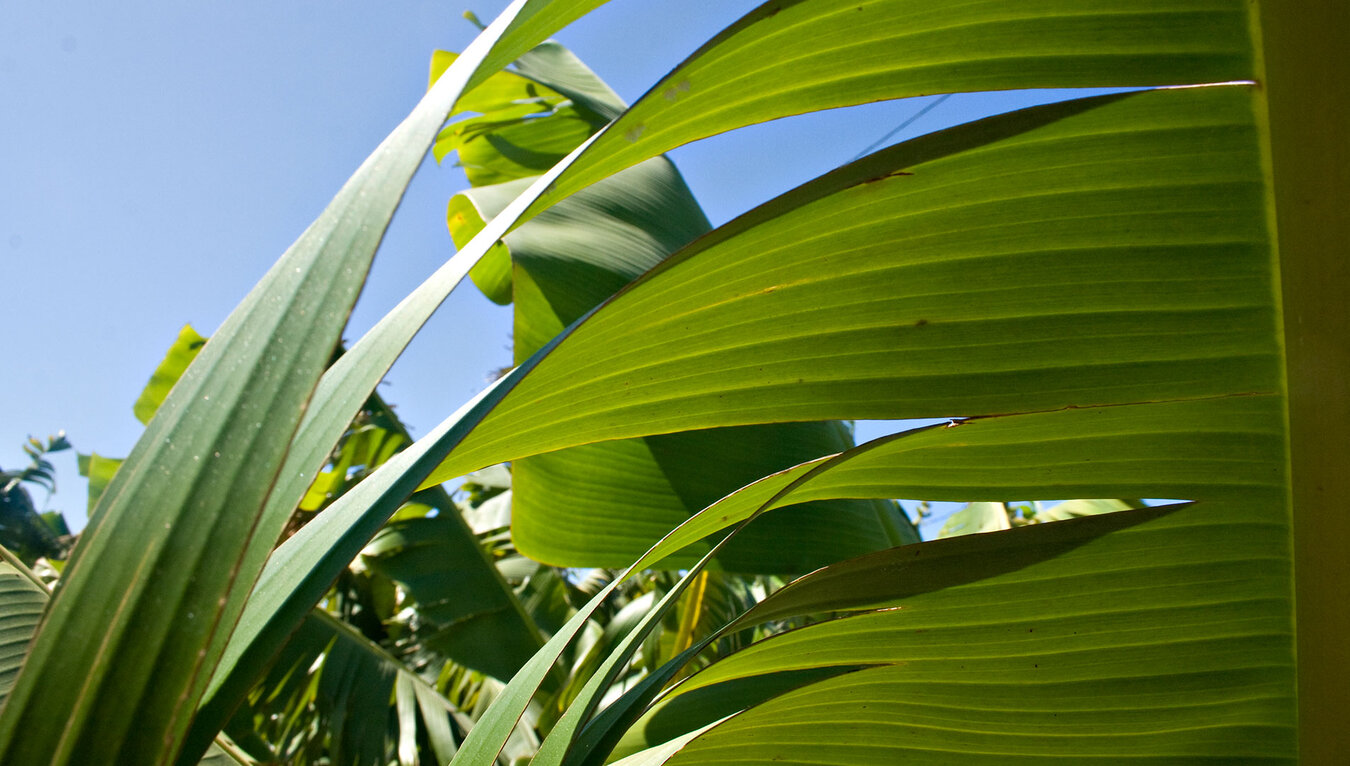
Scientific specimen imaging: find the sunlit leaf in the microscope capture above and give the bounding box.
[132,324,207,425]
[647,500,1292,764]
[428,86,1273,481]
[521,0,1255,222]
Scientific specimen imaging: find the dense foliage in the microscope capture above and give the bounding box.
[2,0,1344,764]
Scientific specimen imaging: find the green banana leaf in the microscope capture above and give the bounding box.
[431,81,1285,763]
[3,0,1336,762]
[1032,497,1141,523]
[217,6,1267,724]
[634,499,1290,764]
[0,547,46,709]
[574,391,1286,763]
[223,48,1286,766]
[936,501,1011,538]
[440,40,914,571]
[429,85,1273,476]
[224,81,1284,766]
[582,391,1288,760]
[133,324,208,424]
[516,0,1254,223]
[437,39,621,303]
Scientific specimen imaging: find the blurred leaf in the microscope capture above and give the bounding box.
[4,431,71,495]
[511,41,625,120]
[937,501,1011,538]
[464,489,512,534]
[76,452,123,515]
[0,464,67,566]
[604,721,722,766]
[1035,497,1141,522]
[38,511,70,539]
[0,545,47,708]
[133,324,207,425]
[447,179,523,304]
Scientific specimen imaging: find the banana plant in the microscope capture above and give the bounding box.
[0,0,1343,764]
[433,39,915,572]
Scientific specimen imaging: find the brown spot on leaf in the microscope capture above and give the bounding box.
[862,170,913,185]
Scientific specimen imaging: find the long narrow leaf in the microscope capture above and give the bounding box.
[213,83,1274,765]
[426,85,1273,483]
[192,122,606,760]
[641,499,1292,764]
[180,3,620,758]
[520,0,1256,222]
[0,2,608,762]
[440,38,909,572]
[568,393,1284,763]
[530,560,727,766]
[0,545,250,766]
[210,88,1270,749]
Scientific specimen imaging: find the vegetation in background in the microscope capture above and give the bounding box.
[0,434,74,566]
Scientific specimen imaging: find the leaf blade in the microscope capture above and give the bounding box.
[657,501,1294,764]
[0,1,592,761]
[523,0,1256,221]
[427,86,1275,483]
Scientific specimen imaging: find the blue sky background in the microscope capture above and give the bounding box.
[3,1,1092,534]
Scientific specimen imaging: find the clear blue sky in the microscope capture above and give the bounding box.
[3,1,1090,532]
